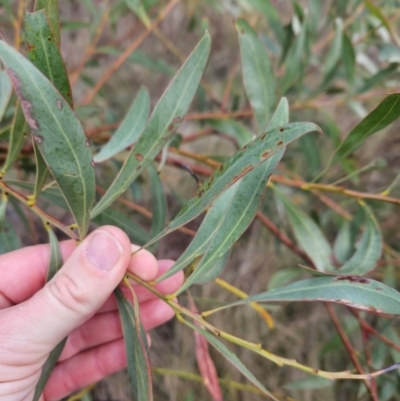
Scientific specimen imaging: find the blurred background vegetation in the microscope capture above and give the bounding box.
[2,0,400,400]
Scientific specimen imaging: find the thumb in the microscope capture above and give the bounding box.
[8,226,131,356]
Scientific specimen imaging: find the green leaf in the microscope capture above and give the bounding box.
[32,141,50,201]
[0,39,95,239]
[94,87,150,163]
[357,64,398,94]
[194,250,230,284]
[0,70,12,122]
[176,100,289,292]
[273,189,334,272]
[0,218,21,254]
[236,18,276,133]
[45,223,63,280]
[33,225,65,401]
[184,320,278,401]
[335,94,400,159]
[0,102,27,174]
[156,181,239,283]
[92,207,149,245]
[333,221,353,265]
[222,276,400,314]
[25,10,73,107]
[322,18,343,76]
[339,203,382,275]
[34,0,61,46]
[364,0,392,35]
[91,33,211,218]
[147,122,320,247]
[281,19,308,92]
[342,33,355,85]
[32,339,67,401]
[148,164,167,251]
[159,99,288,285]
[115,287,153,401]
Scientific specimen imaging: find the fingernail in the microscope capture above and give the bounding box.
[86,230,123,271]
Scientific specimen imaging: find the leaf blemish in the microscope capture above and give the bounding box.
[277,140,283,146]
[260,133,267,140]
[261,149,272,158]
[279,127,284,132]
[90,160,95,167]
[7,69,40,130]
[232,165,253,183]
[335,276,370,284]
[135,153,144,161]
[34,135,43,144]
[85,139,90,146]
[56,99,63,109]
[25,43,35,52]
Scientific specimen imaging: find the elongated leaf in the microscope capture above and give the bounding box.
[94,87,150,162]
[0,218,21,254]
[25,10,72,107]
[147,122,320,247]
[32,141,50,201]
[159,99,289,285]
[194,250,230,285]
[179,152,283,293]
[236,18,276,133]
[323,18,343,76]
[364,0,392,35]
[115,287,153,401]
[342,33,355,85]
[358,63,398,94]
[156,182,239,283]
[273,189,334,272]
[281,19,308,92]
[339,203,382,275]
[0,70,12,122]
[33,225,65,401]
[0,40,95,238]
[177,100,289,291]
[34,0,61,45]
[184,320,278,401]
[148,164,167,251]
[1,102,27,173]
[93,207,149,245]
[335,94,400,159]
[222,276,400,314]
[333,221,353,265]
[0,192,7,230]
[91,33,211,218]
[32,338,67,401]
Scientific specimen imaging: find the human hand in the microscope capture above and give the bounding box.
[0,226,183,401]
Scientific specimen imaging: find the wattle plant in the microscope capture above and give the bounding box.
[1,1,400,400]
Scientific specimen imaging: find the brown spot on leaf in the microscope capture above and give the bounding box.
[168,116,183,132]
[232,165,253,183]
[277,140,283,146]
[47,36,52,41]
[260,133,267,140]
[376,287,383,291]
[135,153,144,161]
[335,276,370,284]
[279,127,284,132]
[136,165,142,170]
[25,43,35,52]
[262,149,272,158]
[7,69,39,131]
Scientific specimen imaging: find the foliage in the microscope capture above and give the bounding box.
[1,1,400,400]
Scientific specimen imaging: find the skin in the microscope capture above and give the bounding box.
[0,226,183,401]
